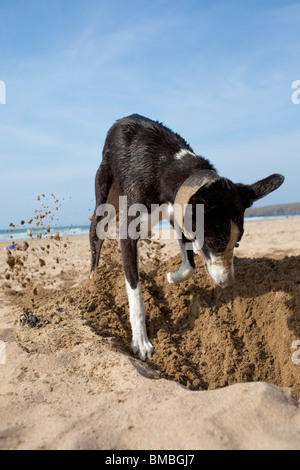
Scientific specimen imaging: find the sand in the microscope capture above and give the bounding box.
[0,217,300,450]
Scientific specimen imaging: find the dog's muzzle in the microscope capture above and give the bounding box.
[205,255,235,288]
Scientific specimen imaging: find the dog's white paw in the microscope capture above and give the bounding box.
[167,266,195,284]
[131,337,154,361]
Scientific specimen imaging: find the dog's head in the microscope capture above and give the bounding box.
[175,172,284,287]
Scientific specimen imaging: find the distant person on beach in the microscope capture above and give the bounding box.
[5,243,18,251]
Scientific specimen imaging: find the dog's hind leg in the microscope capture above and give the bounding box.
[89,162,114,278]
[167,222,195,284]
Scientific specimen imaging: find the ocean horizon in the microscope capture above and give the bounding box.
[0,225,90,244]
[1,213,300,244]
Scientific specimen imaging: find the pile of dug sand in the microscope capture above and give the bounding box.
[81,241,300,396]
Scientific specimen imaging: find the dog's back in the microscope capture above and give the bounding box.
[101,114,214,206]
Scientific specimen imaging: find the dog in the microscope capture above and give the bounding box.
[89,114,284,360]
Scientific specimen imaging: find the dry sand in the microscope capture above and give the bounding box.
[0,217,300,450]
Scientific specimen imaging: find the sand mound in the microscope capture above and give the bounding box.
[79,243,300,397]
[8,238,299,398]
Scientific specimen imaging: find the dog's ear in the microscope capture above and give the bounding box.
[236,174,285,209]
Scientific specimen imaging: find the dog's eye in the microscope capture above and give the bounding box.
[235,243,239,248]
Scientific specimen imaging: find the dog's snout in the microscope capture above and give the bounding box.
[206,256,235,288]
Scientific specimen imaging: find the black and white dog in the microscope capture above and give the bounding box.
[90,114,284,360]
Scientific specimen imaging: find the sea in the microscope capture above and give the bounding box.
[0,225,90,243]
[1,214,299,244]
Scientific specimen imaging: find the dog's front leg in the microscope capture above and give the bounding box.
[120,237,153,360]
[167,228,195,284]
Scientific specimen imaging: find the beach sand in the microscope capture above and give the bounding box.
[0,217,300,450]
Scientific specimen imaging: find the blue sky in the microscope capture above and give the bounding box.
[0,0,299,228]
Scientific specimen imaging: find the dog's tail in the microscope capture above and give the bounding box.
[89,161,113,277]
